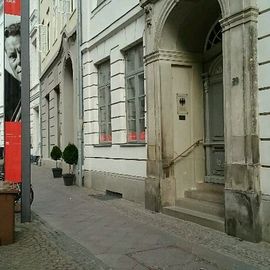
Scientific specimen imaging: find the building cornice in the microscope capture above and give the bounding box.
[220,7,259,32]
[144,49,202,65]
[81,7,143,54]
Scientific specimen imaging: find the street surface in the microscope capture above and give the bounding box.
[0,165,270,269]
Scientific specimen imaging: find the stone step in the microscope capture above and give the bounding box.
[162,206,225,232]
[176,198,224,218]
[196,182,224,193]
[184,189,224,204]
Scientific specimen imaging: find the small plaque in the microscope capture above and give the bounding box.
[176,93,188,115]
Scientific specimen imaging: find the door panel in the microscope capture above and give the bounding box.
[204,58,224,184]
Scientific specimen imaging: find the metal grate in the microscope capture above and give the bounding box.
[89,190,122,201]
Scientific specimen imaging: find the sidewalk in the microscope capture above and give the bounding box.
[2,165,270,269]
[0,213,108,270]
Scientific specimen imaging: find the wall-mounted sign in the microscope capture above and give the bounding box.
[176,93,188,115]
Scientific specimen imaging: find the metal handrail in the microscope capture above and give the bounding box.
[163,139,203,169]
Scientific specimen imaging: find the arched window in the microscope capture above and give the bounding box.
[204,19,222,52]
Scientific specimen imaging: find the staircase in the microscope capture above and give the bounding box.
[162,183,225,232]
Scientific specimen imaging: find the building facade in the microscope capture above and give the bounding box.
[37,0,270,243]
[81,0,146,203]
[39,0,79,169]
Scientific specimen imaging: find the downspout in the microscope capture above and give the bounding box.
[77,0,83,186]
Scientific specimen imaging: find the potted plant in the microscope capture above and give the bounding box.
[62,143,78,186]
[50,145,62,178]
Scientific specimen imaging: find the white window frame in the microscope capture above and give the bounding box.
[39,23,47,54]
[46,22,50,52]
[125,44,145,143]
[98,61,112,144]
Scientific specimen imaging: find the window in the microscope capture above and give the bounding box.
[125,44,145,142]
[65,0,74,13]
[55,87,61,146]
[205,20,222,51]
[46,22,50,51]
[45,95,50,157]
[98,61,111,143]
[52,15,56,42]
[40,22,47,54]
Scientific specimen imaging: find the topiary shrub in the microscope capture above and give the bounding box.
[50,145,62,168]
[62,143,78,174]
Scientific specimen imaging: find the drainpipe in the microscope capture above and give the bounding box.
[77,0,83,186]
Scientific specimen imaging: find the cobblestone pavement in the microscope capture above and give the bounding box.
[1,165,270,270]
[0,214,109,270]
[0,213,221,270]
[33,166,270,269]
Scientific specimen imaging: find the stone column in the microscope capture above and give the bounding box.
[221,7,262,242]
[144,59,163,211]
[140,0,163,211]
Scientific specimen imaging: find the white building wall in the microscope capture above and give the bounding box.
[258,0,270,196]
[39,0,77,163]
[30,0,41,157]
[81,0,146,202]
[40,0,77,74]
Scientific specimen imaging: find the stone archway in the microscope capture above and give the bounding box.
[155,0,224,201]
[143,0,262,242]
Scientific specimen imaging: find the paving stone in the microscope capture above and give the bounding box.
[2,166,268,270]
[129,246,195,269]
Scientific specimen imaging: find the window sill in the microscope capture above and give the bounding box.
[120,143,146,147]
[93,143,112,147]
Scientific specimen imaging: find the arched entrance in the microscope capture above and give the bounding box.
[62,58,75,147]
[149,0,225,229]
[144,0,262,242]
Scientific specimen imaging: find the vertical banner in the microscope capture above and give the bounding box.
[4,0,21,183]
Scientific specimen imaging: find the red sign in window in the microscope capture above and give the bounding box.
[128,131,145,142]
[100,133,112,143]
[4,122,22,183]
[4,0,21,16]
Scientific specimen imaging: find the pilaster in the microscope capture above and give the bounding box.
[221,7,262,242]
[144,56,163,211]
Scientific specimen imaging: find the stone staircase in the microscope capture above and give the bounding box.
[162,183,225,232]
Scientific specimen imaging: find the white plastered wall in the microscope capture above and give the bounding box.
[82,1,146,179]
[258,0,270,196]
[30,0,41,157]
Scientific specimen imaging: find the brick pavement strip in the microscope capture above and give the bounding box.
[0,213,109,270]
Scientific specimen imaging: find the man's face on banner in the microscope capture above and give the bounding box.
[5,34,21,82]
